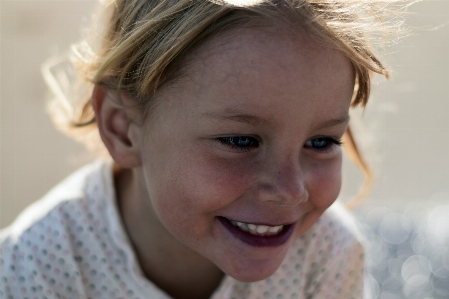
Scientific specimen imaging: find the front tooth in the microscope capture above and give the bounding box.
[268,225,283,233]
[233,221,284,235]
[239,223,249,231]
[256,225,269,234]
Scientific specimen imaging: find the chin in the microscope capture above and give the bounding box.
[220,256,285,282]
[229,267,279,283]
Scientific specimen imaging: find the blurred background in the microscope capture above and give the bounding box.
[1,1,448,298]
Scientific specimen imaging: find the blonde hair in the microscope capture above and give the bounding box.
[43,0,407,207]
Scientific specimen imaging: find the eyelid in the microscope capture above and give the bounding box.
[215,135,261,153]
[304,137,343,153]
[307,136,343,144]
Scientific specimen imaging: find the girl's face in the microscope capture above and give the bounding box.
[133,27,354,281]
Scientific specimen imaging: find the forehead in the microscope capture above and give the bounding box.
[187,26,351,78]
[154,26,354,127]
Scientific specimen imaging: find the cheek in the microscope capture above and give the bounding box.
[177,154,255,208]
[147,148,255,223]
[307,156,342,210]
[146,152,258,245]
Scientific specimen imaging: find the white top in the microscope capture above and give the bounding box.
[0,161,367,299]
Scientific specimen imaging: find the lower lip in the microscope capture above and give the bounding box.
[217,217,295,248]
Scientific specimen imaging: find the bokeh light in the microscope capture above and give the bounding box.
[354,196,449,299]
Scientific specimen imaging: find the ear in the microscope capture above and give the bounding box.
[91,85,141,168]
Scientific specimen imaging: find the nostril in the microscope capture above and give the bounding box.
[256,183,308,206]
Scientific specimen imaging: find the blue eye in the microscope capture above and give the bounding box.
[305,137,342,152]
[217,136,260,152]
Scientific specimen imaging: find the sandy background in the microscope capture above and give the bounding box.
[1,0,449,229]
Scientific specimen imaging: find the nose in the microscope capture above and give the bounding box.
[257,156,309,206]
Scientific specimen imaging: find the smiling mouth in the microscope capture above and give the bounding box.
[228,219,284,236]
[218,217,295,247]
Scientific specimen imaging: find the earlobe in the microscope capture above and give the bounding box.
[91,85,141,168]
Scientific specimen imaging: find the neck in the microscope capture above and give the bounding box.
[114,166,224,299]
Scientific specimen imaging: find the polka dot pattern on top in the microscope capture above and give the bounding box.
[1,161,366,299]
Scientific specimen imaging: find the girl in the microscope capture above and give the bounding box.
[1,0,398,298]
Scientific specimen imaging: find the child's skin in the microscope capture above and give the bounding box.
[93,26,354,299]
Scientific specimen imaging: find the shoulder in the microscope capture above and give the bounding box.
[316,199,366,248]
[0,160,113,298]
[283,201,366,298]
[1,160,109,238]
[293,200,365,258]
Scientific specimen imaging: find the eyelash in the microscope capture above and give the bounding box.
[303,137,343,153]
[217,136,260,153]
[216,136,342,153]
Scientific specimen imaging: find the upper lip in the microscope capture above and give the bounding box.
[219,216,295,227]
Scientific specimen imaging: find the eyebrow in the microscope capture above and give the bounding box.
[314,115,350,130]
[202,109,269,126]
[202,108,350,129]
